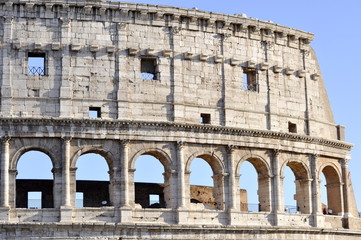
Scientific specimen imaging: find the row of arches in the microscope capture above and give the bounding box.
[15,149,343,215]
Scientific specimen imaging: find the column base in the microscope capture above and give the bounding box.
[0,206,10,222]
[119,206,132,223]
[312,213,324,227]
[176,207,188,224]
[227,209,240,225]
[59,206,73,222]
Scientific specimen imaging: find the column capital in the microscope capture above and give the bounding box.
[176,141,184,150]
[51,167,62,174]
[0,136,10,143]
[212,172,228,180]
[61,136,72,143]
[311,152,320,159]
[226,144,237,153]
[162,169,176,177]
[8,169,17,175]
[120,139,130,147]
[340,154,351,168]
[272,148,281,157]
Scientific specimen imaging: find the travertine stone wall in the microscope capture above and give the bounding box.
[0,0,359,239]
[0,0,339,139]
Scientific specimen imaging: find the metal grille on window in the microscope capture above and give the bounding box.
[28,52,45,76]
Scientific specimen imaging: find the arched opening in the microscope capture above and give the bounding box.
[238,158,271,212]
[133,154,168,208]
[75,153,110,208]
[283,166,297,213]
[321,165,343,215]
[282,161,311,214]
[16,151,54,209]
[188,156,224,210]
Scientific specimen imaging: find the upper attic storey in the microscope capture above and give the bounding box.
[0,0,314,48]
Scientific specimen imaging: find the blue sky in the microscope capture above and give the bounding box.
[18,0,361,210]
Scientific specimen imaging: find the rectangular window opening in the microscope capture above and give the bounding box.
[28,191,42,209]
[89,107,101,118]
[76,192,84,208]
[232,23,242,33]
[149,194,160,207]
[243,70,257,91]
[200,113,211,124]
[288,122,297,133]
[28,52,45,75]
[141,58,158,80]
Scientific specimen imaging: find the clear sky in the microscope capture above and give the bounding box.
[17,0,361,211]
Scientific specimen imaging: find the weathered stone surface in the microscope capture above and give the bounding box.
[0,0,359,239]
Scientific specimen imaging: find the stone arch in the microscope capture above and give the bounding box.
[236,154,271,177]
[129,148,173,172]
[12,148,57,209]
[281,159,312,214]
[185,151,225,175]
[70,146,114,169]
[319,162,343,215]
[236,154,272,212]
[185,151,225,210]
[129,148,174,209]
[11,146,57,170]
[280,159,311,180]
[71,147,114,208]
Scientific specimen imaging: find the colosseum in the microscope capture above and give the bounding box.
[0,0,360,239]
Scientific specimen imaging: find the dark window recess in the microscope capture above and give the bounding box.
[180,16,191,28]
[243,70,257,91]
[141,58,158,80]
[16,179,54,209]
[288,122,297,133]
[200,113,211,124]
[28,52,45,75]
[89,107,101,118]
[232,23,242,33]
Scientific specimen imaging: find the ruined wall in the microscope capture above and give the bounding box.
[0,0,359,239]
[0,0,342,140]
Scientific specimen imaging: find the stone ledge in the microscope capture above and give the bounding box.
[0,117,353,151]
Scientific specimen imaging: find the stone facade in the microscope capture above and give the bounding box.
[0,0,360,239]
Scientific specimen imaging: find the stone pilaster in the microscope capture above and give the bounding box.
[340,155,351,217]
[59,18,72,117]
[310,153,323,227]
[0,17,13,115]
[226,145,240,225]
[0,137,10,208]
[119,139,132,223]
[226,145,237,211]
[120,139,130,208]
[271,149,282,226]
[271,149,281,212]
[176,141,185,209]
[111,167,121,208]
[60,137,72,222]
[0,137,10,222]
[51,167,63,209]
[176,141,189,224]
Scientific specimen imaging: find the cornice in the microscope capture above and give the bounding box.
[0,117,353,151]
[0,0,314,43]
